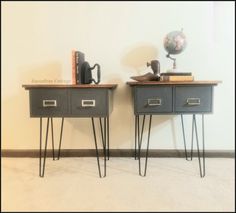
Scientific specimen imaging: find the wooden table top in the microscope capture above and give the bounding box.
[126,80,222,86]
[22,84,118,89]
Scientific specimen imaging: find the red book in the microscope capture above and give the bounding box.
[72,50,76,84]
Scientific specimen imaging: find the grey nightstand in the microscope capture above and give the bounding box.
[23,84,117,178]
[127,81,221,177]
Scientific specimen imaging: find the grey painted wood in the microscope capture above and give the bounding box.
[134,86,173,114]
[174,86,212,113]
[29,88,113,117]
[132,85,214,114]
[30,89,69,117]
[70,88,108,117]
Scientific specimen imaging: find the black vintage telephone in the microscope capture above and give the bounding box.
[80,61,101,84]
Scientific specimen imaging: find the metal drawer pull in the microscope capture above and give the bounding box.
[43,100,57,107]
[147,98,162,106]
[82,100,96,107]
[186,98,201,105]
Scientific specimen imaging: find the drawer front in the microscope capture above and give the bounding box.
[70,89,108,117]
[30,89,69,117]
[134,86,173,114]
[175,86,212,113]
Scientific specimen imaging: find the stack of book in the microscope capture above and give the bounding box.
[160,72,194,82]
[72,50,85,84]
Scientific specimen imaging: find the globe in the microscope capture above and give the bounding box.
[163,29,187,71]
[164,30,187,55]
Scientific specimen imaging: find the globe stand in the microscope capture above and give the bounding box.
[166,53,178,73]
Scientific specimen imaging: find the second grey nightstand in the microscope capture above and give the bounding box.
[127,81,221,177]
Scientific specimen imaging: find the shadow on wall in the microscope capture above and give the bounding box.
[121,43,159,75]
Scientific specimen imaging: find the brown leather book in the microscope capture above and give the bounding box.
[161,75,194,81]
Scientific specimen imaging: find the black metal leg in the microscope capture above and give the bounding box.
[39,117,42,177]
[137,115,140,161]
[181,114,193,161]
[99,118,105,151]
[140,115,146,146]
[202,114,205,176]
[194,114,205,177]
[57,117,64,160]
[50,117,55,160]
[92,118,101,177]
[102,117,107,176]
[138,115,145,175]
[181,114,206,178]
[134,115,140,160]
[107,116,110,160]
[134,115,138,160]
[39,117,50,177]
[104,117,107,172]
[190,115,194,160]
[144,115,152,176]
[137,115,152,177]
[137,115,146,162]
[91,117,107,178]
[38,117,64,177]
[99,117,109,160]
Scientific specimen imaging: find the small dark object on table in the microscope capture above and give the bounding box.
[130,72,160,82]
[130,60,161,82]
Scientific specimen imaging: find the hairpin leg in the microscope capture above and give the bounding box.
[181,114,206,177]
[134,115,138,160]
[99,117,110,160]
[39,117,42,177]
[50,117,55,160]
[39,117,50,177]
[99,118,106,156]
[194,114,205,177]
[100,117,110,160]
[107,116,110,160]
[57,117,64,160]
[137,115,152,177]
[138,115,146,171]
[91,117,107,178]
[181,114,193,161]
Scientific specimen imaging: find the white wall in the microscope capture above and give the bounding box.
[2,2,235,150]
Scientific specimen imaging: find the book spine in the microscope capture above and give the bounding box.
[72,50,76,84]
[161,72,192,76]
[75,51,79,84]
[161,75,194,81]
[75,51,85,84]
